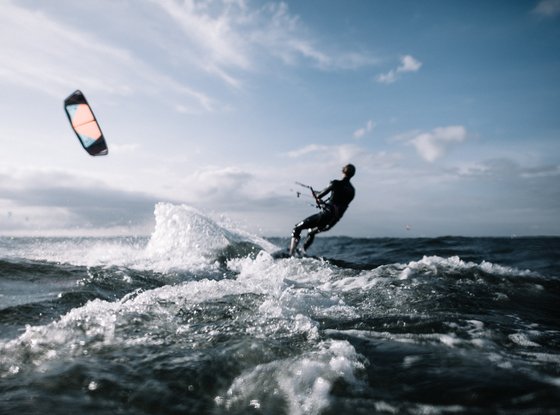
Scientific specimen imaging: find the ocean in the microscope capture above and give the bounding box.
[1,203,559,415]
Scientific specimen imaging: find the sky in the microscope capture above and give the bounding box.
[1,0,559,238]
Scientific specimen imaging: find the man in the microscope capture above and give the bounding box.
[289,164,356,256]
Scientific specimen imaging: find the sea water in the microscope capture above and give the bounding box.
[1,203,559,414]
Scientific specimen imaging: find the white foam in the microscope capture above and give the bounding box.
[522,351,560,364]
[479,260,535,277]
[144,203,234,271]
[323,271,383,292]
[230,252,358,326]
[0,245,357,378]
[217,339,364,415]
[4,203,278,272]
[1,247,367,415]
[509,333,541,348]
[140,203,277,272]
[410,404,465,414]
[399,255,537,280]
[375,401,399,414]
[2,237,147,268]
[0,277,251,373]
[324,327,483,350]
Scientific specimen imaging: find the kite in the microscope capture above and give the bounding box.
[64,90,108,156]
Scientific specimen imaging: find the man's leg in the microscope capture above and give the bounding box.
[303,228,319,252]
[289,233,300,256]
[289,221,304,256]
[289,213,321,256]
[302,209,336,253]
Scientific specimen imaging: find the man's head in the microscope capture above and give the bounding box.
[342,164,356,178]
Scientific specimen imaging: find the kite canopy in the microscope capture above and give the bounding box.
[64,90,108,156]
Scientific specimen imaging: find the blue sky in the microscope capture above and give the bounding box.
[1,0,559,237]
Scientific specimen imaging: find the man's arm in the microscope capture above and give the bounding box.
[315,182,333,200]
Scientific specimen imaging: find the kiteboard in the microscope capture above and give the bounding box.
[271,249,317,260]
[271,250,293,259]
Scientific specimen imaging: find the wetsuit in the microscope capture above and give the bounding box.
[291,177,355,253]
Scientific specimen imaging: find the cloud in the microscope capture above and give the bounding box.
[0,0,379,118]
[109,143,140,154]
[172,166,275,211]
[456,158,560,181]
[408,126,467,162]
[151,0,378,87]
[190,166,254,198]
[0,0,380,119]
[283,143,402,176]
[533,0,560,17]
[353,120,375,139]
[0,1,217,112]
[285,144,365,164]
[248,2,378,71]
[0,2,131,96]
[0,168,159,234]
[377,54,422,84]
[452,158,560,218]
[152,0,252,88]
[286,144,330,158]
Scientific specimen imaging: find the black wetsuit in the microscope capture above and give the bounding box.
[291,177,355,252]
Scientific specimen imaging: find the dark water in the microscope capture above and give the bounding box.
[1,204,559,414]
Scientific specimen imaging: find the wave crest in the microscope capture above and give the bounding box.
[144,203,276,272]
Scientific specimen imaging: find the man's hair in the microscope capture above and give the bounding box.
[343,164,356,178]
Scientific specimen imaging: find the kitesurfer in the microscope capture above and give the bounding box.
[289,164,356,256]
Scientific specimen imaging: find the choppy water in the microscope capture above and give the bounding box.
[1,203,559,414]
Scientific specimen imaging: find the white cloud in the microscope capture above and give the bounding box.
[252,3,379,70]
[377,54,422,84]
[154,0,378,81]
[353,120,375,139]
[376,72,397,85]
[400,55,423,72]
[109,143,140,154]
[153,0,251,87]
[0,2,131,96]
[190,166,253,195]
[0,1,217,111]
[409,126,467,162]
[0,167,158,234]
[456,158,560,180]
[286,144,330,158]
[283,143,402,177]
[172,166,260,209]
[533,0,560,17]
[0,0,379,117]
[285,144,365,165]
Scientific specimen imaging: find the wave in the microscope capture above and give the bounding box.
[144,203,276,272]
[0,203,277,272]
[0,249,366,415]
[1,228,559,414]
